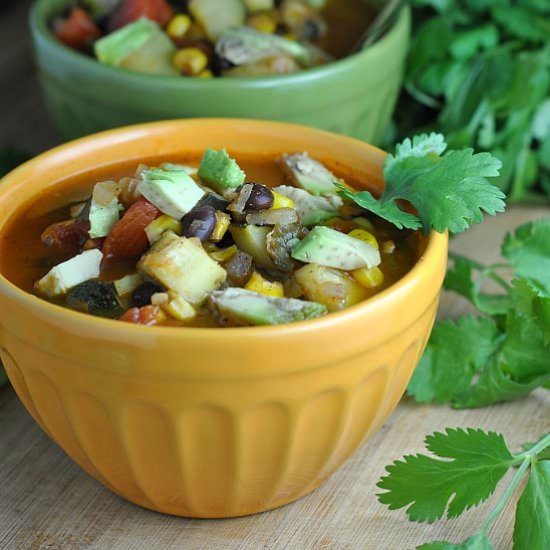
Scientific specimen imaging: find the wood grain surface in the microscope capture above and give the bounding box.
[0,2,549,549]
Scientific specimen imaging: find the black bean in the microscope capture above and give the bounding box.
[245,184,274,211]
[132,282,164,308]
[197,192,229,212]
[181,205,217,242]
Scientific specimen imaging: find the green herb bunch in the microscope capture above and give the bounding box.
[388,0,550,203]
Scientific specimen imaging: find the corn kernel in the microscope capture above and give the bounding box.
[209,245,238,263]
[210,211,231,242]
[198,69,214,78]
[145,215,183,244]
[247,13,277,34]
[173,48,209,76]
[352,266,384,289]
[382,240,396,254]
[271,191,294,210]
[348,228,379,249]
[166,14,192,40]
[245,271,285,298]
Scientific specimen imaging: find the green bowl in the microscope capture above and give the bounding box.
[30,0,410,143]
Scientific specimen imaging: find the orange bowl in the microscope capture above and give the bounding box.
[0,120,447,518]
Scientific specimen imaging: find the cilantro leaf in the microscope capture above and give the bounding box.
[377,428,514,523]
[417,532,494,550]
[407,317,500,404]
[335,185,421,230]
[513,460,550,550]
[502,219,550,293]
[340,134,505,234]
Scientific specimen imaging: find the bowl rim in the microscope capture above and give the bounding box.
[0,119,447,338]
[29,0,410,88]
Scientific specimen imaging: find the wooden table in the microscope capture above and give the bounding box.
[0,2,549,549]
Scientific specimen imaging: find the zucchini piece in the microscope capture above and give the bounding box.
[138,232,226,305]
[35,249,103,297]
[137,167,205,219]
[229,224,277,269]
[66,281,123,318]
[189,0,246,41]
[209,288,327,326]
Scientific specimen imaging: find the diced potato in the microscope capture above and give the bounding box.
[294,263,368,312]
[114,273,144,297]
[138,232,226,305]
[35,249,103,297]
[245,272,285,298]
[189,0,246,41]
[229,225,277,269]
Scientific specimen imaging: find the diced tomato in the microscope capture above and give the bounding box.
[41,219,90,256]
[120,305,162,326]
[103,197,161,258]
[52,8,101,51]
[108,0,174,32]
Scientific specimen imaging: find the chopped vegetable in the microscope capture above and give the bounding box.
[189,0,246,41]
[152,291,196,321]
[197,149,246,194]
[103,197,161,258]
[245,271,284,298]
[35,249,103,297]
[89,181,122,238]
[120,304,166,325]
[229,224,277,270]
[145,214,182,244]
[215,27,310,68]
[138,231,226,304]
[108,0,173,32]
[66,281,123,318]
[95,17,177,75]
[114,273,144,296]
[137,166,205,219]
[225,250,254,287]
[294,263,367,312]
[281,152,339,196]
[291,226,381,270]
[209,288,327,326]
[273,185,340,225]
[52,7,100,51]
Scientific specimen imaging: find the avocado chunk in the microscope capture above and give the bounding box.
[137,167,205,219]
[66,281,123,318]
[89,180,122,238]
[197,148,246,194]
[138,232,226,305]
[35,249,103,297]
[216,27,310,68]
[229,224,277,269]
[291,226,381,270]
[281,153,339,196]
[189,0,246,41]
[209,288,327,326]
[94,18,177,76]
[273,185,342,226]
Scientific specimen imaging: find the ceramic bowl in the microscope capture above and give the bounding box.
[29,0,410,143]
[0,119,447,517]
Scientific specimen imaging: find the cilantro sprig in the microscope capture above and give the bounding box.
[408,219,550,408]
[337,133,506,234]
[377,428,550,549]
